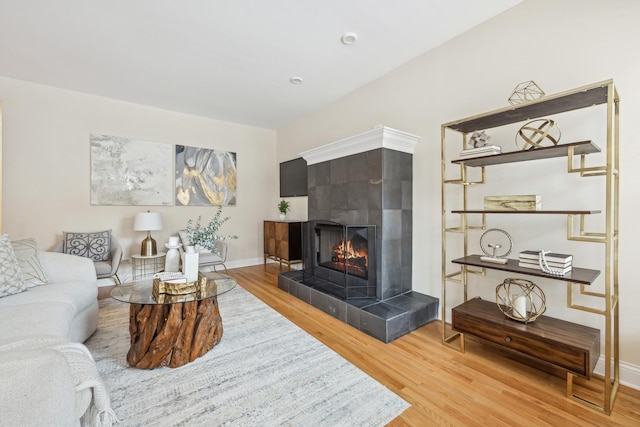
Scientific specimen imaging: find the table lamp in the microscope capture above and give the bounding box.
[133,211,163,256]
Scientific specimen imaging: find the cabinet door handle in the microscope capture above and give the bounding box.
[505,336,512,343]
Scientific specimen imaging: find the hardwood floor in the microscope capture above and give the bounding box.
[229,264,640,427]
[101,265,640,426]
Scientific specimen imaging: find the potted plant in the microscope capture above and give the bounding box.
[278,200,290,220]
[185,206,238,257]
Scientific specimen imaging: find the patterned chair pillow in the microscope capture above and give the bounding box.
[0,234,27,297]
[11,237,49,288]
[62,230,111,262]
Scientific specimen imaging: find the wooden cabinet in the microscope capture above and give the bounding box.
[452,298,599,378]
[263,221,302,270]
[441,80,619,413]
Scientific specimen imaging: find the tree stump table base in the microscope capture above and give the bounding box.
[127,297,223,369]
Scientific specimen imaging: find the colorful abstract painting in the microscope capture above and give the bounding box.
[90,134,173,206]
[175,145,237,206]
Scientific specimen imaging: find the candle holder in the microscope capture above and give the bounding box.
[495,278,546,323]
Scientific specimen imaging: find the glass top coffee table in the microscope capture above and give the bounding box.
[111,272,237,369]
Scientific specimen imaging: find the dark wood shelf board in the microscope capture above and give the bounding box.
[452,255,600,285]
[451,209,600,215]
[445,83,609,133]
[452,141,601,167]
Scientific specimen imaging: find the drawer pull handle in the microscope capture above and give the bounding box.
[505,336,512,343]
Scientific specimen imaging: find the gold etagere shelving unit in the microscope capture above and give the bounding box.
[440,80,619,414]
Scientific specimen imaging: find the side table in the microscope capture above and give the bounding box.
[131,253,166,280]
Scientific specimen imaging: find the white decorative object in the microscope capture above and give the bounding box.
[182,248,199,282]
[164,239,182,273]
[468,131,491,148]
[512,294,528,319]
[299,125,420,165]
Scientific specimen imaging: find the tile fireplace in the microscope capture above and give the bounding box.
[278,126,438,342]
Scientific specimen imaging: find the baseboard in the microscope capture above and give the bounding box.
[594,356,640,391]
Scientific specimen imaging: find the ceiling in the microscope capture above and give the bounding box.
[0,0,522,130]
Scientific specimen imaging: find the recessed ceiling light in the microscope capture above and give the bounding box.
[341,32,358,45]
[290,76,304,84]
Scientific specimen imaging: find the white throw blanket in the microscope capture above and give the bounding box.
[0,335,119,426]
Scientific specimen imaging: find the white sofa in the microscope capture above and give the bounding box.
[0,251,105,426]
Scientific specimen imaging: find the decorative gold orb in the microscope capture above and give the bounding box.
[515,119,561,150]
[495,278,546,323]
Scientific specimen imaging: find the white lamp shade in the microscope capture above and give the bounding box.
[133,212,163,231]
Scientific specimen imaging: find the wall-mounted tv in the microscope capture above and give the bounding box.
[279,157,308,197]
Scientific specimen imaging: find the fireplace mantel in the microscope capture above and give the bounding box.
[299,125,420,165]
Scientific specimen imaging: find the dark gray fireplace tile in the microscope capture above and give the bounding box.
[382,149,403,180]
[315,185,332,209]
[359,310,387,342]
[347,181,368,210]
[314,162,331,186]
[347,153,369,183]
[368,149,382,181]
[346,304,361,329]
[401,210,412,239]
[382,179,402,209]
[402,181,412,210]
[330,183,348,210]
[381,239,402,271]
[330,157,347,184]
[368,182,382,210]
[382,210,403,240]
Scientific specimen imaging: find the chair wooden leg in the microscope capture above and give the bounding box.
[113,274,122,286]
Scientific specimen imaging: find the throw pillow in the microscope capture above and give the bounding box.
[0,234,27,297]
[11,237,49,288]
[63,230,111,262]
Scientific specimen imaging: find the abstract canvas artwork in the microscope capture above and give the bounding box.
[90,134,173,206]
[175,145,237,206]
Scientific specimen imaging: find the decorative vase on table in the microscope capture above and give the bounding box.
[164,236,182,272]
[182,246,199,282]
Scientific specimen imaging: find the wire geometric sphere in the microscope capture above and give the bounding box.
[496,278,546,323]
[515,119,561,150]
[508,80,545,105]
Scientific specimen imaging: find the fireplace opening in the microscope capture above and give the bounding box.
[303,221,376,301]
[321,231,368,279]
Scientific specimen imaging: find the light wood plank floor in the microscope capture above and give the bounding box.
[231,264,640,427]
[101,264,640,426]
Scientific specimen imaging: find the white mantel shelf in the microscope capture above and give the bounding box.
[299,125,420,165]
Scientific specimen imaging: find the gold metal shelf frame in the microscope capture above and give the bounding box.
[440,80,619,414]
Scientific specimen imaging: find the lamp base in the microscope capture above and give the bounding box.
[141,234,158,256]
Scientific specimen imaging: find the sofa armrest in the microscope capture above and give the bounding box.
[38,251,98,283]
[0,349,79,426]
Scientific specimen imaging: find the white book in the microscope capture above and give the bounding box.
[461,145,502,154]
[519,259,571,269]
[519,250,572,263]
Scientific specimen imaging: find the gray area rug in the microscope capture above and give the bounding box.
[86,285,409,426]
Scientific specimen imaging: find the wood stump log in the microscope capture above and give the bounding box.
[127,297,223,369]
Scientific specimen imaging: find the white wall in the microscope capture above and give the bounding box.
[276,0,640,383]
[0,76,277,267]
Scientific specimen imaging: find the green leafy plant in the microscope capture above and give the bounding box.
[278,200,290,214]
[186,206,238,256]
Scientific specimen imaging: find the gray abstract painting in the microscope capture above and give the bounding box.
[90,134,173,206]
[175,145,237,206]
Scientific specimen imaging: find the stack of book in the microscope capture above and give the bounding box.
[518,250,572,274]
[459,144,502,159]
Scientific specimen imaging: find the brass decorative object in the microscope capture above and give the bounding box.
[152,272,208,301]
[508,80,545,105]
[515,119,561,150]
[496,278,546,322]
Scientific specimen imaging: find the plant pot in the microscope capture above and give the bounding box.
[279,213,286,221]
